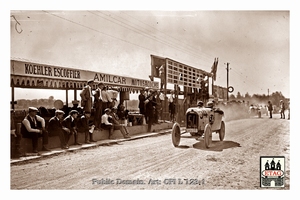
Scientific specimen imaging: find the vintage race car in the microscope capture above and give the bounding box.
[171,106,225,148]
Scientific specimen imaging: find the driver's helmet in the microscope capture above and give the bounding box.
[197,101,204,107]
[207,101,214,108]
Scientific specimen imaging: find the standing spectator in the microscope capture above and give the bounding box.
[110,107,130,138]
[62,110,81,146]
[93,82,104,129]
[80,79,94,113]
[279,100,285,119]
[145,90,157,132]
[267,101,273,119]
[21,107,50,153]
[138,89,146,116]
[169,90,176,122]
[101,108,114,139]
[107,87,119,108]
[101,86,113,112]
[48,110,69,149]
[153,90,161,124]
[11,109,22,158]
[77,111,96,144]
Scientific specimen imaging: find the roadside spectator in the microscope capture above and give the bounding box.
[168,90,176,122]
[153,90,161,124]
[145,89,157,132]
[11,109,22,158]
[138,89,146,116]
[280,100,285,119]
[93,82,105,129]
[77,111,96,144]
[71,100,83,115]
[62,110,81,146]
[21,107,50,153]
[101,108,114,139]
[107,87,119,108]
[80,79,94,113]
[267,101,273,118]
[110,107,130,138]
[101,86,113,112]
[117,103,129,125]
[48,110,69,149]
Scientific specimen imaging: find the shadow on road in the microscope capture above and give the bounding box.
[192,140,241,152]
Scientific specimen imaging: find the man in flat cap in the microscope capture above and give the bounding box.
[21,107,50,153]
[80,79,94,113]
[62,110,81,146]
[47,110,69,149]
[101,108,114,139]
[77,111,96,144]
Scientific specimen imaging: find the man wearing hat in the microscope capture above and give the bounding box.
[47,110,69,149]
[101,108,114,139]
[21,107,50,153]
[93,82,105,129]
[138,88,146,117]
[62,110,81,146]
[80,79,94,113]
[71,100,83,115]
[145,90,157,132]
[77,111,96,144]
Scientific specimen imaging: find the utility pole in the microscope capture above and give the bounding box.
[225,62,230,102]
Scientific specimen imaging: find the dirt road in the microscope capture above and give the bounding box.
[10,115,290,190]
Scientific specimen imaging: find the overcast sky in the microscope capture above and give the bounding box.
[7,1,295,101]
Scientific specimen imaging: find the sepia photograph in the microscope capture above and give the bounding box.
[3,0,299,198]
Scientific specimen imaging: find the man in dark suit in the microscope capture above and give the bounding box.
[77,111,96,144]
[47,110,69,149]
[62,110,81,146]
[93,82,105,129]
[80,79,94,113]
[138,89,146,117]
[21,107,50,153]
[267,101,273,118]
[145,90,157,132]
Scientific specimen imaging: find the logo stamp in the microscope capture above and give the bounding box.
[260,156,285,187]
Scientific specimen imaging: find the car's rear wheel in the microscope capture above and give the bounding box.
[219,121,225,141]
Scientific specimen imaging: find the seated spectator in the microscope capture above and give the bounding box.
[48,110,69,149]
[21,107,50,153]
[110,107,130,139]
[117,103,129,124]
[62,110,81,146]
[11,109,22,158]
[101,108,114,139]
[77,111,96,144]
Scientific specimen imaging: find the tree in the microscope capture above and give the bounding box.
[230,94,236,99]
[236,92,242,99]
